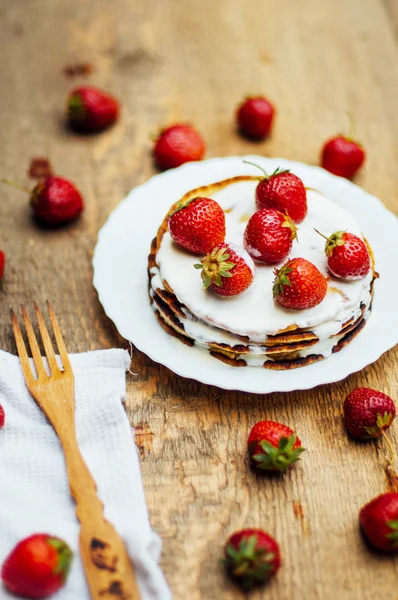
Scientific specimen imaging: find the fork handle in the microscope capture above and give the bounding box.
[61,434,141,600]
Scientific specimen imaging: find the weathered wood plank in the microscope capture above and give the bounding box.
[0,0,397,598]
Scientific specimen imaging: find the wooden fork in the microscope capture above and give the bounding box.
[11,302,141,600]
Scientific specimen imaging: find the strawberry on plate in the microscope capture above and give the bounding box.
[244,162,307,223]
[248,420,304,472]
[360,493,398,552]
[195,242,254,296]
[273,257,328,310]
[1,534,73,598]
[67,85,120,132]
[236,96,275,140]
[315,230,370,280]
[168,196,225,254]
[244,209,297,264]
[0,404,5,429]
[223,528,281,590]
[321,135,365,179]
[153,124,205,170]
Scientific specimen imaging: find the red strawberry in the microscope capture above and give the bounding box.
[321,136,365,179]
[2,176,84,226]
[67,85,120,132]
[0,404,5,429]
[0,250,5,281]
[248,420,304,472]
[343,388,396,440]
[315,230,370,280]
[245,162,307,223]
[31,177,84,225]
[1,534,73,598]
[168,197,225,254]
[195,242,254,297]
[224,528,281,590]
[273,257,327,310]
[153,124,205,170]
[244,209,296,264]
[359,493,398,552]
[236,96,275,140]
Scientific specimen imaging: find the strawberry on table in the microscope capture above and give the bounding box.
[195,242,254,296]
[168,196,225,254]
[273,257,328,310]
[1,176,84,226]
[0,404,5,429]
[153,124,206,170]
[321,135,365,179]
[223,528,281,590]
[315,229,370,280]
[1,534,73,598]
[248,420,304,472]
[344,388,396,440]
[244,208,297,264]
[236,96,275,140]
[360,493,398,552]
[67,85,120,132]
[244,162,307,223]
[31,177,84,226]
[343,388,396,464]
[0,250,5,281]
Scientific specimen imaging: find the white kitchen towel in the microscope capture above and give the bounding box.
[0,348,171,600]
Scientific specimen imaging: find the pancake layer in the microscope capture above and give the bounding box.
[148,176,377,369]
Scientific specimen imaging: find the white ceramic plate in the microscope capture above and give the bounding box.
[93,156,398,394]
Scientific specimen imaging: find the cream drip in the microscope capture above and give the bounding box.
[154,180,373,344]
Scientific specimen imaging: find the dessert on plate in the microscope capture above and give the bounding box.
[148,168,377,369]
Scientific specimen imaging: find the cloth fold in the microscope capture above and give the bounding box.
[0,348,171,600]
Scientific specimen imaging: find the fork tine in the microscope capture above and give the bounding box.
[47,301,72,372]
[21,305,47,380]
[11,309,35,383]
[34,303,61,375]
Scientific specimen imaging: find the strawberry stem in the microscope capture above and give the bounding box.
[1,178,30,194]
[314,228,328,241]
[381,429,396,468]
[243,161,289,180]
[243,160,269,178]
[347,111,356,140]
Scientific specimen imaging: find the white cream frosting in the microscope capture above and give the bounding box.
[153,179,373,347]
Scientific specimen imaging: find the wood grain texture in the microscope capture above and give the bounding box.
[0,0,397,598]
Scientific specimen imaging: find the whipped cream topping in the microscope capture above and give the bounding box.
[153,179,373,343]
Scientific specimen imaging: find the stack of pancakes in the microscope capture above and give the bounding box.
[148,176,377,369]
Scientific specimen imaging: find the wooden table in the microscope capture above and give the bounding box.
[1,1,398,598]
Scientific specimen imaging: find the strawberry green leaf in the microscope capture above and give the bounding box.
[364,412,394,438]
[168,196,199,217]
[48,537,73,581]
[273,266,293,297]
[324,231,346,257]
[223,535,275,591]
[195,246,236,290]
[253,434,305,472]
[386,520,398,547]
